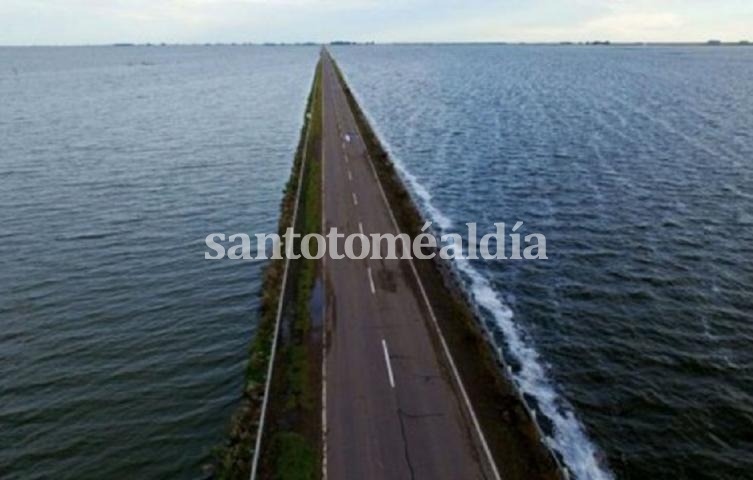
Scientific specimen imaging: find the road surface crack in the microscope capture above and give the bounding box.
[397,408,417,480]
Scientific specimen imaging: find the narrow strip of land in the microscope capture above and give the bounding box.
[321,50,497,480]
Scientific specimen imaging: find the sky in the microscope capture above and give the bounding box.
[1,0,752,46]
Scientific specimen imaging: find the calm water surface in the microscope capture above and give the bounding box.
[333,45,753,480]
[0,45,317,478]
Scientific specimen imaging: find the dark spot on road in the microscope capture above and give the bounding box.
[376,267,398,292]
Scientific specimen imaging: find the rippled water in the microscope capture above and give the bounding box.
[332,45,753,480]
[0,46,317,478]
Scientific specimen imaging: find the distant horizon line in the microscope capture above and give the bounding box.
[2,39,752,48]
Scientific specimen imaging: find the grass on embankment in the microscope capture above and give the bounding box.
[260,57,323,480]
[212,59,323,480]
[329,56,563,480]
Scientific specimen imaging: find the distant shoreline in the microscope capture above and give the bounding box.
[2,41,751,48]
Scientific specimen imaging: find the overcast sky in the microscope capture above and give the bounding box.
[2,0,752,46]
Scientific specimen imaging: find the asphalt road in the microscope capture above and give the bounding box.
[320,50,498,480]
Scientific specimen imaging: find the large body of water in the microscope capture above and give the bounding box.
[2,45,752,480]
[0,46,317,478]
[333,45,753,480]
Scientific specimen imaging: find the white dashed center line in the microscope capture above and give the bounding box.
[367,266,376,295]
[382,339,395,388]
[352,192,358,206]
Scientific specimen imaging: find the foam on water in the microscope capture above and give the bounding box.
[433,216,612,480]
[397,165,454,231]
[455,259,613,480]
[346,81,613,479]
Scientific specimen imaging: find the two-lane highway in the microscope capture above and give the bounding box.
[320,49,499,480]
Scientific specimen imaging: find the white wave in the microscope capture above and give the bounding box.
[454,257,613,480]
[344,78,614,479]
[394,166,453,231]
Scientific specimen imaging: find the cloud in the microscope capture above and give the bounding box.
[0,0,751,44]
[381,0,751,43]
[584,12,683,38]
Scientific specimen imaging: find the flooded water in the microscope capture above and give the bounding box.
[3,43,752,480]
[332,44,753,480]
[0,45,317,478]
